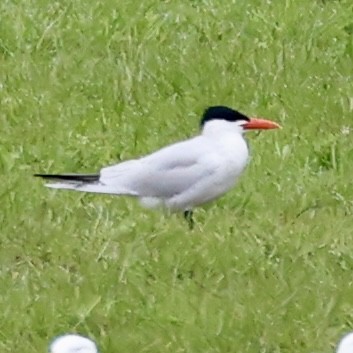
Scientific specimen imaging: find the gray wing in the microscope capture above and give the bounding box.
[100,136,220,197]
[132,160,218,198]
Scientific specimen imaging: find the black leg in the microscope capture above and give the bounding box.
[183,210,194,230]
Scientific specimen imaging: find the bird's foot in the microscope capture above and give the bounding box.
[183,210,194,230]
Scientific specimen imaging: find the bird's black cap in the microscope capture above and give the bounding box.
[200,106,249,127]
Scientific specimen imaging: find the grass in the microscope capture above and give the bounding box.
[1,0,353,352]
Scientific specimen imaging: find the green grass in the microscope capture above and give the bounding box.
[1,0,353,352]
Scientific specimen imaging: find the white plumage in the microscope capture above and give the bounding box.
[337,332,353,353]
[50,334,98,353]
[42,120,248,210]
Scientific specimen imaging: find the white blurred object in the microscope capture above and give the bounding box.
[50,334,98,353]
[337,332,353,353]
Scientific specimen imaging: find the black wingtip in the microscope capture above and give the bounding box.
[34,173,100,182]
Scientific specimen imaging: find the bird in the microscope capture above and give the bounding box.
[35,106,280,228]
[337,332,353,353]
[49,334,98,353]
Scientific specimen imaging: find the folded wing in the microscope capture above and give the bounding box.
[100,136,218,198]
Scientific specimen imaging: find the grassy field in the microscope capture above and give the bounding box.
[1,0,353,352]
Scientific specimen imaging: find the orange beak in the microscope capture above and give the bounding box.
[243,118,281,130]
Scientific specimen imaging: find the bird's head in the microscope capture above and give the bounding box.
[200,106,280,134]
[50,334,98,353]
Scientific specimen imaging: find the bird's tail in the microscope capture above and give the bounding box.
[34,173,137,195]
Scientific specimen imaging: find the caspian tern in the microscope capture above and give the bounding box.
[35,106,280,227]
[50,334,98,353]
